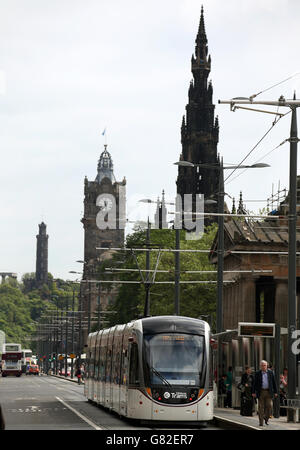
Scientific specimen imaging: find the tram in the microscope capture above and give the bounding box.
[85,316,213,423]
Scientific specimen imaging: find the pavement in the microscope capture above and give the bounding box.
[214,407,300,430]
[47,375,300,430]
[45,373,85,384]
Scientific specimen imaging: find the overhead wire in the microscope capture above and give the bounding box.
[223,71,300,184]
[249,71,300,100]
[226,133,289,186]
[224,109,291,184]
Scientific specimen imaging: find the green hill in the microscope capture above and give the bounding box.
[0,276,79,352]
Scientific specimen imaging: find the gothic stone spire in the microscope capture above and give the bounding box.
[176,7,220,219]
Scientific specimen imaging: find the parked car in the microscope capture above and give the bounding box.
[27,365,39,375]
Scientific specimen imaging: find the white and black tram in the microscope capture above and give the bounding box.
[84,315,213,423]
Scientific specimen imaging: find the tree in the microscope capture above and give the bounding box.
[0,275,80,352]
[103,224,218,330]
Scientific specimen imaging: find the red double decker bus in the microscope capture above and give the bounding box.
[2,343,22,377]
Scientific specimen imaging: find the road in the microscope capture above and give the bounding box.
[0,375,219,431]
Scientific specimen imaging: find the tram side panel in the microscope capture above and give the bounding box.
[90,332,97,402]
[104,329,113,408]
[94,331,102,403]
[119,328,129,417]
[111,326,123,414]
[127,326,152,421]
[95,330,101,404]
[99,330,109,406]
[84,334,92,400]
[198,325,213,421]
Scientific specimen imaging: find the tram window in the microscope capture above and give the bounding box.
[113,349,121,384]
[121,349,129,386]
[100,345,106,382]
[106,350,112,383]
[88,347,95,379]
[144,334,205,387]
[112,348,117,384]
[95,346,100,381]
[129,343,139,386]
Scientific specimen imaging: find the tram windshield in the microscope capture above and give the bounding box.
[144,334,205,387]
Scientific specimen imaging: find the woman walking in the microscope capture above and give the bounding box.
[239,366,254,416]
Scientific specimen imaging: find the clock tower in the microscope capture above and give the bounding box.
[81,144,126,341]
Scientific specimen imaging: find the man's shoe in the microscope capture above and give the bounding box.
[264,418,269,425]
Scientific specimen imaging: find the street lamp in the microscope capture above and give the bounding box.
[175,159,269,333]
[139,197,181,315]
[176,157,269,404]
[135,208,152,317]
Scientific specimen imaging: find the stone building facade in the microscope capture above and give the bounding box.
[81,145,126,343]
[210,182,300,331]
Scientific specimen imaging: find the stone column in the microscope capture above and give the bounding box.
[242,277,257,323]
[274,280,288,327]
[223,284,231,330]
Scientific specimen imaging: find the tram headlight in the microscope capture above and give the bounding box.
[146,387,152,397]
[198,388,204,398]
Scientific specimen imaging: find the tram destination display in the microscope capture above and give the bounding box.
[238,322,275,338]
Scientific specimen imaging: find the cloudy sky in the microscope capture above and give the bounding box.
[1,0,300,281]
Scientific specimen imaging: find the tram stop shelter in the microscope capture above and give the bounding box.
[212,322,293,416]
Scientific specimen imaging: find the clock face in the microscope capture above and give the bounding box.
[98,197,113,211]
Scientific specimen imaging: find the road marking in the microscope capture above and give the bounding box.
[55,397,102,430]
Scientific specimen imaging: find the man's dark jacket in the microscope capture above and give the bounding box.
[252,369,278,399]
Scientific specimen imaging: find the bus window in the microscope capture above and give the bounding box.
[129,343,139,386]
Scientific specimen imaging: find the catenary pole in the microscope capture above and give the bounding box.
[219,95,299,421]
[287,105,298,420]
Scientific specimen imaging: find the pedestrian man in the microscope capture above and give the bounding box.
[252,360,278,426]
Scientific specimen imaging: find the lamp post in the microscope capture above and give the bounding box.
[175,158,269,396]
[139,198,181,315]
[175,160,270,333]
[77,284,83,370]
[219,95,299,420]
[65,296,69,377]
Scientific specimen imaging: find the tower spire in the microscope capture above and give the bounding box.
[176,8,220,226]
[197,6,207,43]
[195,6,208,62]
[95,144,116,184]
[237,191,247,215]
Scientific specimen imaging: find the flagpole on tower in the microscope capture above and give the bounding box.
[102,127,107,148]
